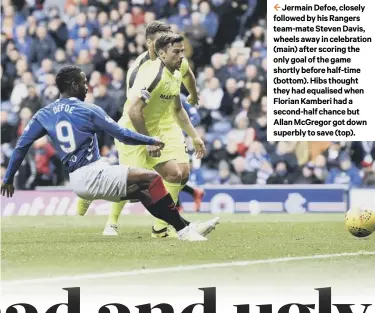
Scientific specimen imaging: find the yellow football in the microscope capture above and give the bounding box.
[345,207,375,238]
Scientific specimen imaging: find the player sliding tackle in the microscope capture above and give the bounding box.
[0,65,212,241]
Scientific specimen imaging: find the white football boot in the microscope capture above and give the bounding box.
[102,224,119,236]
[191,217,220,237]
[178,225,208,241]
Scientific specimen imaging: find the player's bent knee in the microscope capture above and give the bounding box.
[128,167,158,185]
[145,171,159,184]
[137,170,160,190]
[163,169,182,184]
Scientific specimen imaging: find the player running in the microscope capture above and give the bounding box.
[77,21,209,237]
[0,65,211,241]
[119,32,219,238]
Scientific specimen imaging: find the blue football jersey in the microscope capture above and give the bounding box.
[3,97,156,184]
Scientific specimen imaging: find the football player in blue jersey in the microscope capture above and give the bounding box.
[1,65,211,241]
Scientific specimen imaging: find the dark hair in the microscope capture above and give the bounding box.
[155,33,184,54]
[55,65,83,93]
[145,21,171,39]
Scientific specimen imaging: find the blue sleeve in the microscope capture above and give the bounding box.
[3,118,46,184]
[183,102,201,127]
[90,105,156,146]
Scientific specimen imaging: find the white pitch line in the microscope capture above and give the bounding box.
[2,251,374,286]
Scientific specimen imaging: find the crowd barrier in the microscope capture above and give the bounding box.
[2,185,372,216]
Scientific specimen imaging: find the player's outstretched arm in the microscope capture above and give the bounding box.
[1,118,47,197]
[172,95,206,159]
[90,105,163,148]
[181,59,199,106]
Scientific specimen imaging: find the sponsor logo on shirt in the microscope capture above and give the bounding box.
[160,94,177,100]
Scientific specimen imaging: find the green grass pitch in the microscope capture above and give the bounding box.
[1,214,374,288]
